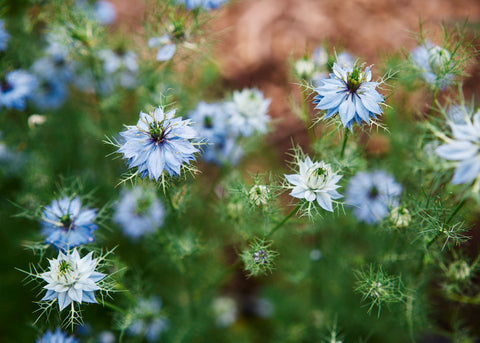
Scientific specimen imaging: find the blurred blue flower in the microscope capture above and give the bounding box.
[227,88,270,137]
[148,35,177,61]
[336,52,354,68]
[177,0,228,10]
[95,0,116,25]
[346,170,402,224]
[436,110,480,185]
[446,104,470,125]
[41,196,98,251]
[113,186,165,239]
[313,62,384,129]
[411,41,453,89]
[37,328,78,343]
[99,48,138,89]
[0,20,10,51]
[30,77,68,110]
[0,70,37,110]
[32,56,74,84]
[285,157,342,212]
[118,107,199,180]
[127,297,169,343]
[189,101,243,165]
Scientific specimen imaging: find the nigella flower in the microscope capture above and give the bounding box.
[189,101,243,165]
[346,170,402,224]
[113,186,165,239]
[40,249,105,311]
[30,77,68,110]
[0,70,37,110]
[285,157,342,212]
[0,20,10,51]
[94,1,116,25]
[127,297,169,342]
[227,88,271,137]
[176,0,228,10]
[41,196,98,251]
[99,48,138,89]
[37,328,78,343]
[313,62,384,129]
[212,296,238,327]
[435,110,480,185]
[411,41,453,89]
[117,106,199,180]
[446,104,470,125]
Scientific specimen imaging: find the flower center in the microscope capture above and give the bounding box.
[54,57,66,67]
[305,165,328,189]
[149,122,169,145]
[368,186,379,200]
[203,116,213,129]
[346,66,363,93]
[254,249,268,264]
[1,80,13,93]
[58,259,73,274]
[60,214,73,230]
[135,196,153,215]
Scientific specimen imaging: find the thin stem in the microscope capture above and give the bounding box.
[340,129,349,159]
[265,204,300,239]
[165,187,180,231]
[446,197,466,225]
[100,299,127,315]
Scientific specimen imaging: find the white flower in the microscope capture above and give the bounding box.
[227,88,270,137]
[249,185,270,206]
[41,249,105,311]
[285,157,342,212]
[389,207,411,228]
[212,296,238,327]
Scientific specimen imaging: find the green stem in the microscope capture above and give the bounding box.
[265,204,300,239]
[165,188,180,231]
[446,198,466,225]
[101,299,126,315]
[340,129,349,159]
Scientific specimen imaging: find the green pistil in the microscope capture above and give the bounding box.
[149,123,167,144]
[135,196,152,215]
[369,186,379,199]
[346,67,363,93]
[58,259,72,274]
[60,214,73,229]
[204,116,213,128]
[314,167,327,177]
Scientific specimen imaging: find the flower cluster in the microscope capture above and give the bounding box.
[41,196,98,251]
[346,170,402,224]
[40,249,105,311]
[126,297,169,342]
[113,186,165,239]
[285,157,342,212]
[0,70,37,110]
[313,62,384,129]
[117,106,199,180]
[435,109,480,185]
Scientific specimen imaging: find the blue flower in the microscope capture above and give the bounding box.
[189,101,244,165]
[148,35,177,61]
[32,56,74,84]
[227,88,271,137]
[176,0,228,10]
[313,62,384,129]
[41,249,105,311]
[99,49,138,89]
[30,77,68,110]
[127,297,169,343]
[37,328,78,343]
[113,186,165,239]
[0,70,37,110]
[95,1,116,25]
[285,157,343,212]
[41,196,98,251]
[118,107,199,180]
[0,20,10,51]
[435,110,480,185]
[346,170,402,224]
[411,41,453,89]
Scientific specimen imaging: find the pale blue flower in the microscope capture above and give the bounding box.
[41,196,97,251]
[336,52,354,69]
[313,62,384,129]
[177,0,228,10]
[446,104,470,125]
[30,77,68,110]
[113,186,165,239]
[41,249,105,311]
[346,170,402,224]
[127,297,169,343]
[285,157,342,212]
[32,56,74,84]
[148,35,177,61]
[99,49,138,88]
[411,41,453,89]
[95,1,116,25]
[118,107,199,180]
[0,70,37,110]
[0,20,10,51]
[435,110,480,185]
[37,328,78,343]
[227,88,271,137]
